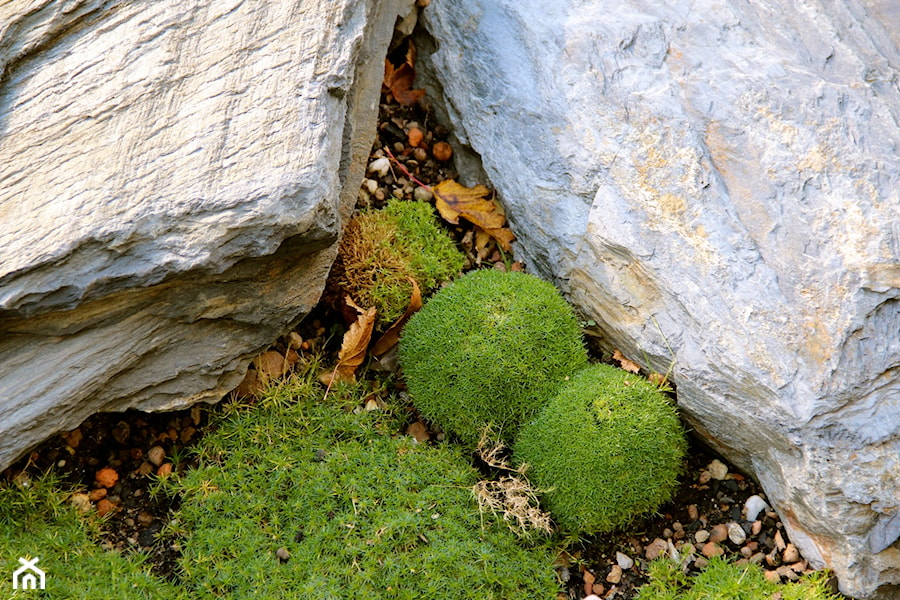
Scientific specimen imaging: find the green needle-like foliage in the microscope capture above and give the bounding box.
[0,473,189,600]
[171,366,561,599]
[514,364,687,534]
[636,556,843,600]
[399,269,589,445]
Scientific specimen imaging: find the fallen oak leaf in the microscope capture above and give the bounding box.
[371,278,422,356]
[320,297,377,386]
[612,349,641,374]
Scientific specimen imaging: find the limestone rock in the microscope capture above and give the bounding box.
[421,1,900,598]
[0,0,415,471]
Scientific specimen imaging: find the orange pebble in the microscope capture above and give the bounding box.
[95,467,119,489]
[432,141,453,162]
[408,127,424,147]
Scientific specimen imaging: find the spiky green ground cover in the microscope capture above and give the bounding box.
[514,364,687,534]
[635,557,842,600]
[168,363,561,599]
[399,269,588,445]
[0,473,189,600]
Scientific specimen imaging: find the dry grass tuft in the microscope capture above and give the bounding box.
[473,429,553,535]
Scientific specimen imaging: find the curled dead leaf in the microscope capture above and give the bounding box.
[371,278,422,356]
[383,41,425,106]
[612,349,641,374]
[320,297,377,386]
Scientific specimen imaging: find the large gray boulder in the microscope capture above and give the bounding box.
[421,1,899,598]
[0,0,415,472]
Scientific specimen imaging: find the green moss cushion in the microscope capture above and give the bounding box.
[399,269,588,445]
[514,364,687,534]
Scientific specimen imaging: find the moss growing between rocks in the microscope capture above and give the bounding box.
[171,364,561,599]
[0,473,189,599]
[635,556,842,600]
[514,364,687,534]
[332,198,465,323]
[399,269,589,445]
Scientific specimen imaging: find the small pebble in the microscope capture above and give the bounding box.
[583,596,602,600]
[687,504,699,522]
[156,463,173,478]
[728,521,747,545]
[367,157,391,177]
[698,470,712,484]
[744,494,770,521]
[70,493,91,513]
[783,543,800,563]
[764,569,782,584]
[96,498,114,517]
[751,520,763,536]
[582,569,595,596]
[708,459,729,480]
[147,446,166,467]
[693,556,709,570]
[702,542,724,558]
[276,547,291,563]
[95,467,119,489]
[606,565,622,584]
[709,524,729,543]
[645,538,668,560]
[663,527,673,539]
[413,186,433,202]
[777,565,799,581]
[774,530,786,551]
[615,551,634,570]
[694,529,710,543]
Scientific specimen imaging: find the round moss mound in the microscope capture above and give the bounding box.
[514,364,687,534]
[399,269,588,444]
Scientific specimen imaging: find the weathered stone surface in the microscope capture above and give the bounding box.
[0,0,415,471]
[421,1,900,598]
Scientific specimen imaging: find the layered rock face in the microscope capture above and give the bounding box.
[422,1,900,598]
[0,0,414,472]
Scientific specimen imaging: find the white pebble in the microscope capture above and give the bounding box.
[728,521,747,545]
[413,186,433,202]
[367,157,391,177]
[616,551,634,570]
[364,178,378,194]
[584,596,602,600]
[744,494,770,521]
[708,459,729,480]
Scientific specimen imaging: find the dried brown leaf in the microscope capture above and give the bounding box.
[371,278,422,356]
[432,180,516,251]
[382,42,425,106]
[613,349,641,374]
[320,298,376,386]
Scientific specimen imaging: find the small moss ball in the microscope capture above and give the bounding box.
[399,269,588,444]
[514,364,687,534]
[332,198,464,324]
